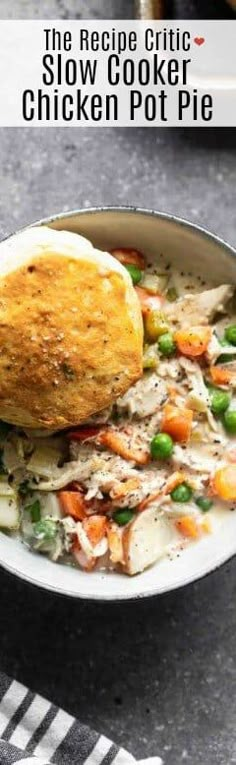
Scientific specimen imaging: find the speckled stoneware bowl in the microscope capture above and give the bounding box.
[1,207,236,600]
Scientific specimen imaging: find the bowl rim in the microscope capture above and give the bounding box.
[0,546,235,602]
[5,205,236,263]
[36,204,236,258]
[1,205,236,601]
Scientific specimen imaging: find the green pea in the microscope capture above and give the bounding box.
[195,496,213,512]
[125,264,142,285]
[223,409,236,434]
[217,333,236,360]
[171,483,193,503]
[33,519,57,540]
[113,508,134,526]
[210,387,230,416]
[158,332,176,357]
[224,325,236,346]
[150,433,174,460]
[25,499,41,523]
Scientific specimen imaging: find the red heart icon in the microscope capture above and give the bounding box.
[194,37,205,46]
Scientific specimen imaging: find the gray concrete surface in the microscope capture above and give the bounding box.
[0,3,236,765]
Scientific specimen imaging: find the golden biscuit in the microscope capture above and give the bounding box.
[0,226,143,430]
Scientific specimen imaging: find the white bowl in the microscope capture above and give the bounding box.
[1,206,236,600]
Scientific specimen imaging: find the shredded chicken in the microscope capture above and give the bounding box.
[206,333,236,365]
[179,357,210,413]
[165,285,233,327]
[116,372,167,419]
[69,442,168,508]
[157,358,183,381]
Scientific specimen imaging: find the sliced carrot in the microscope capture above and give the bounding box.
[176,515,200,538]
[98,430,149,465]
[57,490,87,521]
[66,426,101,441]
[175,326,211,357]
[210,365,236,386]
[111,477,140,500]
[135,286,163,315]
[213,465,236,501]
[161,403,193,443]
[60,486,112,514]
[111,247,145,269]
[107,521,124,564]
[83,515,108,547]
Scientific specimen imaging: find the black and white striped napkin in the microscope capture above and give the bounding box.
[0,673,162,765]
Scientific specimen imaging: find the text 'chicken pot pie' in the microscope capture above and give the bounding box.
[0,226,143,430]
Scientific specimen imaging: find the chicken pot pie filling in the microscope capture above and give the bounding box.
[1,244,236,576]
